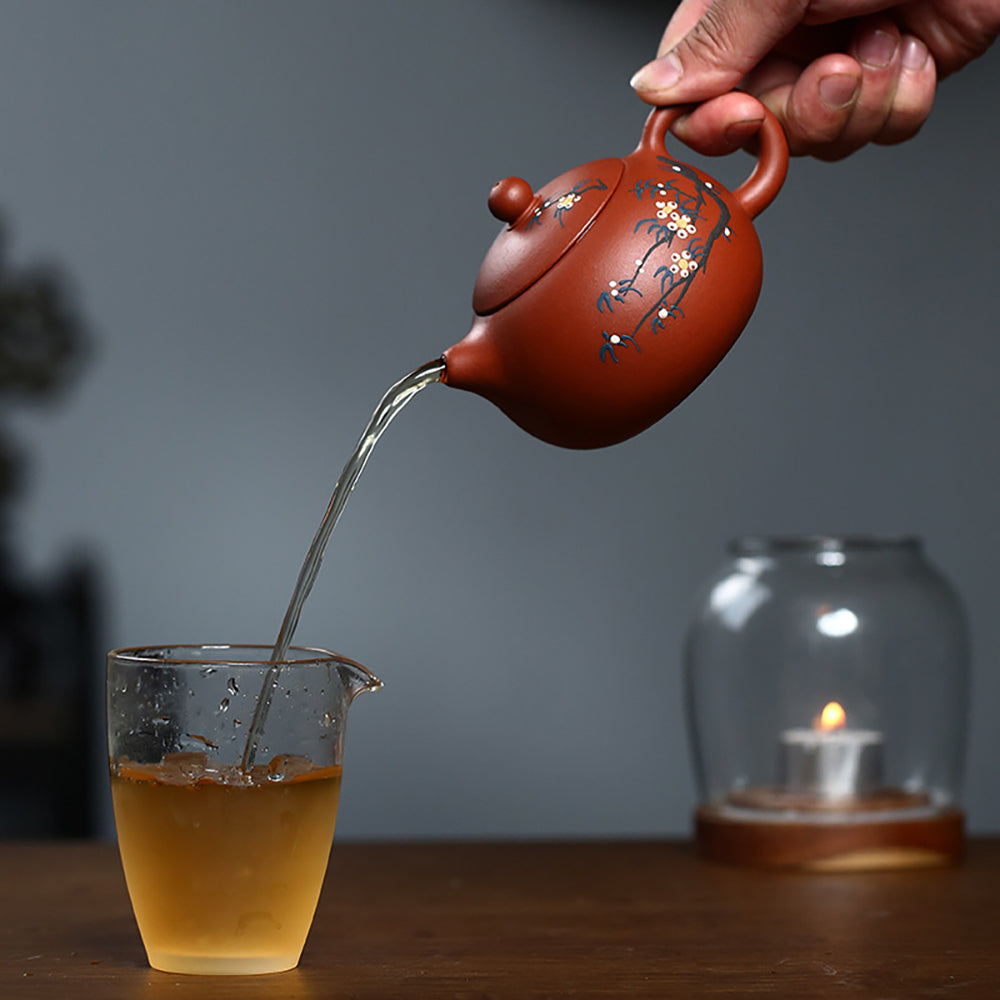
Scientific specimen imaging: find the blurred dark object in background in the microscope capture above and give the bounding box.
[0,222,99,838]
[0,554,100,836]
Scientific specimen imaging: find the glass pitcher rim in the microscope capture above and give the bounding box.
[728,534,922,556]
[108,643,378,680]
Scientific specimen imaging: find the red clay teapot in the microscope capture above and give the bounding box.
[441,104,788,449]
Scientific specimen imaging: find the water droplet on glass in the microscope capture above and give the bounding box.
[219,697,230,712]
[321,711,334,728]
[200,667,217,677]
[233,718,243,728]
[227,678,239,696]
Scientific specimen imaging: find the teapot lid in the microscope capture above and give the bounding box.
[472,157,624,315]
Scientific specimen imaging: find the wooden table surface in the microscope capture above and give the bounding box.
[2,839,998,998]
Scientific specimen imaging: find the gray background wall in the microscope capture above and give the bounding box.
[1,0,997,839]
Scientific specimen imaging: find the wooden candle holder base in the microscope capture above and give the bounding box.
[695,800,964,871]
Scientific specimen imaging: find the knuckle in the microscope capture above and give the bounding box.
[681,7,740,69]
[875,110,930,146]
[875,75,935,144]
[788,107,849,147]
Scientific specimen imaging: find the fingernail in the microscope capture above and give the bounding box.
[902,36,930,70]
[724,117,764,147]
[630,51,683,94]
[857,29,898,69]
[819,73,860,110]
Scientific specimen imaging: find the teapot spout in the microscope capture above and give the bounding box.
[441,315,504,398]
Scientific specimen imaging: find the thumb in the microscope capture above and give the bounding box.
[631,0,802,103]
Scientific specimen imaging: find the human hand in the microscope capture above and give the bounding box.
[630,1,1000,160]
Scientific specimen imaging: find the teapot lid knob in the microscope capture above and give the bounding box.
[488,176,534,224]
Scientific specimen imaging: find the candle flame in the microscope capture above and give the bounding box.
[816,701,847,732]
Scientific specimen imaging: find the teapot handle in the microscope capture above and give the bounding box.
[638,103,789,219]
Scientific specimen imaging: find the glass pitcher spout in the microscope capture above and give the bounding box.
[335,654,383,702]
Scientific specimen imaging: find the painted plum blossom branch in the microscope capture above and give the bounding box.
[526,178,608,230]
[597,158,731,363]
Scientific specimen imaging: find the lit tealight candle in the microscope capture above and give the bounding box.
[778,701,884,800]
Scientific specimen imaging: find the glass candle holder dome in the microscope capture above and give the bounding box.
[684,536,969,870]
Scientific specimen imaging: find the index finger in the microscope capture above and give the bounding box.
[635,0,815,103]
[634,0,892,104]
